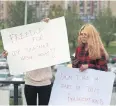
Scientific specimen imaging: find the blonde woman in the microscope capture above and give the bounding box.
[72,24,108,72]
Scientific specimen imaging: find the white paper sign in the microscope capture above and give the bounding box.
[49,67,115,105]
[1,17,70,75]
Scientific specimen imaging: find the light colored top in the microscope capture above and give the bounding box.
[25,67,52,86]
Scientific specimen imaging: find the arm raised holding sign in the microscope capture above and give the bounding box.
[72,24,108,72]
[2,18,53,106]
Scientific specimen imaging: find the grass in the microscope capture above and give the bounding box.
[105,41,116,55]
[10,98,22,105]
[105,46,116,55]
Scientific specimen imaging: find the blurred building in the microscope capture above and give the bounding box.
[0,1,67,22]
[107,1,116,16]
[0,1,10,21]
[67,1,99,22]
[67,1,116,22]
[100,1,109,11]
[67,1,79,13]
[99,1,116,16]
[67,1,101,16]
[28,1,50,21]
[28,1,67,21]
[67,0,116,17]
[1,0,116,22]
[50,1,67,10]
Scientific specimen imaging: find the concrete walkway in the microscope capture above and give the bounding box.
[110,87,116,105]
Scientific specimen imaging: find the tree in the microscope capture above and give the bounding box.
[48,4,64,19]
[48,4,84,53]
[0,21,4,40]
[93,7,116,47]
[7,1,36,27]
[65,7,84,52]
[0,21,4,29]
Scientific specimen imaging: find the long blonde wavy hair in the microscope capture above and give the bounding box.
[78,24,109,60]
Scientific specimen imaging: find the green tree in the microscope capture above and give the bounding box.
[7,1,36,27]
[48,4,64,19]
[48,4,84,53]
[0,21,5,51]
[93,7,116,47]
[0,21,4,29]
[65,7,84,52]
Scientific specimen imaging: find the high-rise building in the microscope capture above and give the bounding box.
[108,1,116,16]
[28,1,67,20]
[67,1,79,13]
[50,1,65,8]
[67,1,100,22]
[78,1,101,16]
[28,1,50,21]
[100,1,109,11]
[66,1,101,16]
[99,1,116,16]
[67,1,113,16]
[0,1,10,21]
[67,1,111,22]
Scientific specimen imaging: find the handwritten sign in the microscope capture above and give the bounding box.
[49,67,115,105]
[1,17,70,75]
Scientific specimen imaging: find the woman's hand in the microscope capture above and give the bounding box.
[42,18,50,23]
[2,50,8,57]
[72,59,79,66]
[79,64,88,72]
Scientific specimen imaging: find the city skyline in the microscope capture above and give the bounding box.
[1,1,116,22]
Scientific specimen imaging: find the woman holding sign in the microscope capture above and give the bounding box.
[2,18,53,105]
[72,24,108,71]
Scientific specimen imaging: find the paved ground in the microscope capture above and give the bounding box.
[110,87,116,105]
[0,86,116,105]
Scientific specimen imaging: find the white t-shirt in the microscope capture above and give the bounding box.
[25,67,52,86]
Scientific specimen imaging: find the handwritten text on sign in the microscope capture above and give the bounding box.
[49,67,115,105]
[1,17,70,75]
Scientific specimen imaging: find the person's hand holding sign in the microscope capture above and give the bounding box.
[2,50,8,58]
[42,18,50,23]
[79,64,88,72]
